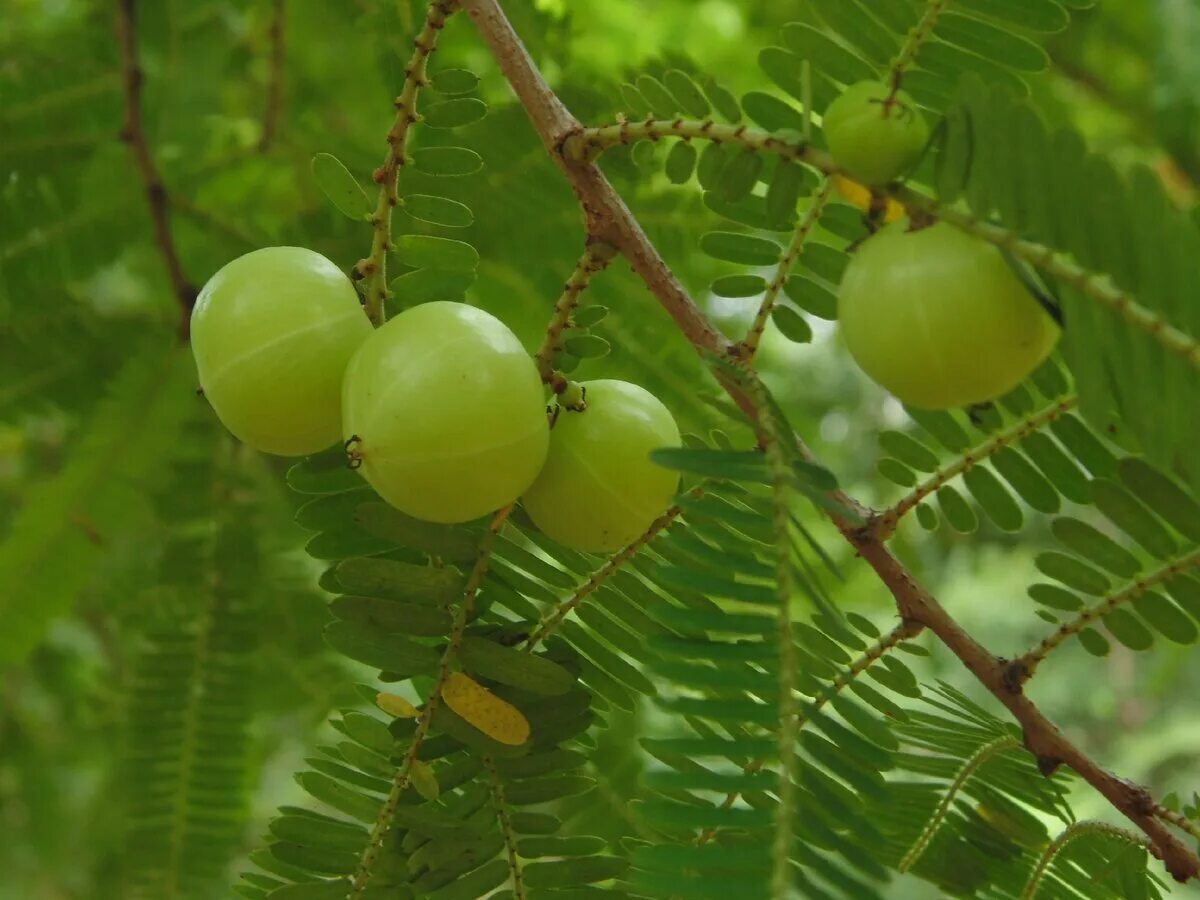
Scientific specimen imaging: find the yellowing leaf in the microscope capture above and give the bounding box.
[832,174,904,223]
[376,692,419,718]
[441,672,530,746]
[409,759,440,801]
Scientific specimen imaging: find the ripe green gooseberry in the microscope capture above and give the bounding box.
[522,380,680,553]
[191,246,372,456]
[342,301,549,524]
[823,81,929,186]
[838,220,1059,410]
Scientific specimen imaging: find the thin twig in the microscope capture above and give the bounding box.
[523,495,695,650]
[876,395,1078,538]
[696,619,921,846]
[485,756,526,899]
[258,0,286,151]
[1021,820,1150,900]
[739,177,833,360]
[534,240,618,387]
[462,0,1200,883]
[738,368,799,898]
[890,186,1200,371]
[1013,548,1200,681]
[355,0,458,326]
[899,734,1020,872]
[564,117,1200,372]
[1156,806,1200,844]
[349,503,513,895]
[116,0,195,339]
[887,0,949,101]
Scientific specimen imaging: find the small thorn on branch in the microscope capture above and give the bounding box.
[1035,754,1062,777]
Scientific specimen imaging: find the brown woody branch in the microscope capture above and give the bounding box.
[459,0,1200,884]
[116,0,196,339]
[258,0,286,152]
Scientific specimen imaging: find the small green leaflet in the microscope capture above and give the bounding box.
[457,636,575,695]
[394,234,479,271]
[311,153,371,220]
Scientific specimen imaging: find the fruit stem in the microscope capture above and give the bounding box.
[886,0,949,106]
[739,176,833,361]
[534,240,617,384]
[356,0,459,327]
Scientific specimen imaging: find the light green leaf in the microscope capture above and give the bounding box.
[422,97,488,128]
[311,152,372,220]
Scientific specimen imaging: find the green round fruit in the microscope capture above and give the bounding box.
[342,301,549,524]
[522,380,680,553]
[838,221,1059,410]
[823,81,929,186]
[191,246,372,456]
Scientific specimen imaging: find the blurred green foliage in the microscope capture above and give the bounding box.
[1,1,1198,898]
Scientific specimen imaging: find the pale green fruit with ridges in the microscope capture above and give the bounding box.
[838,221,1059,410]
[522,380,680,553]
[823,80,929,186]
[342,301,549,524]
[191,246,372,456]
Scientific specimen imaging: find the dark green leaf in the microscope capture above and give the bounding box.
[1034,552,1110,595]
[353,503,479,561]
[335,557,465,604]
[458,636,575,695]
[1051,517,1141,578]
[712,274,766,298]
[665,140,697,184]
[324,621,440,672]
[700,231,781,265]
[771,305,812,343]
[328,595,451,637]
[664,70,711,116]
[523,856,629,888]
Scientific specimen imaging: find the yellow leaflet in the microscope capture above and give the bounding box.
[441,671,530,746]
[832,174,905,224]
[409,759,440,801]
[376,692,419,718]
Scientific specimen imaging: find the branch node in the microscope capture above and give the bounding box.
[999,658,1029,694]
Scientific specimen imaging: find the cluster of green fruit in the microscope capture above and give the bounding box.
[192,84,1059,538]
[825,81,1060,410]
[190,247,679,553]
